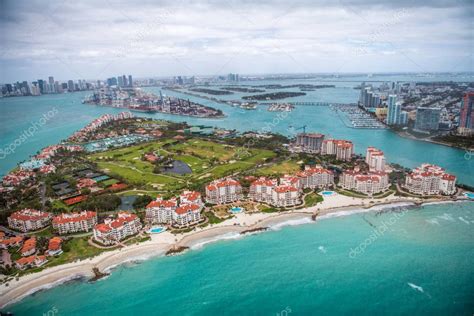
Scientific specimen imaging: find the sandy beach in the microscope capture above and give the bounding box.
[0,193,465,308]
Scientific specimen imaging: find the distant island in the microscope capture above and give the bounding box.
[189,88,233,95]
[242,91,306,100]
[219,87,265,93]
[83,87,224,118]
[251,84,336,89]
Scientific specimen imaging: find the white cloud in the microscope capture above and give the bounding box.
[0,0,472,81]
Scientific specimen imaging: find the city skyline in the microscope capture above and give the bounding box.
[1,0,473,82]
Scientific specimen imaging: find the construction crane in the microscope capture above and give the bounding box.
[288,125,307,134]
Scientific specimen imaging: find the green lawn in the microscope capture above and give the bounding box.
[256,159,301,176]
[87,138,277,194]
[303,192,324,207]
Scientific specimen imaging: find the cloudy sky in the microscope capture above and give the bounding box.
[0,0,472,82]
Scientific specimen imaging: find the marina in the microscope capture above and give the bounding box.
[332,104,387,129]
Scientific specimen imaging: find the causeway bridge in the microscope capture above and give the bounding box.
[260,102,357,106]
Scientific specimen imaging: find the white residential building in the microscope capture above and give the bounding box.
[8,209,52,233]
[93,212,142,245]
[145,197,178,224]
[340,170,390,195]
[296,166,334,189]
[271,185,301,207]
[52,211,97,234]
[321,139,354,161]
[249,177,277,203]
[172,203,202,226]
[205,178,243,204]
[404,164,456,195]
[366,147,386,172]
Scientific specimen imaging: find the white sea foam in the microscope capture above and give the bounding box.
[269,217,313,230]
[458,217,470,225]
[426,218,440,225]
[318,246,327,254]
[407,282,424,293]
[437,213,455,222]
[190,232,243,250]
[103,249,166,273]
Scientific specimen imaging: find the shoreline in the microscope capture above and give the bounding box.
[394,129,472,151]
[0,196,469,309]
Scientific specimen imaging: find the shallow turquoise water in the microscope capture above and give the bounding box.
[6,202,474,315]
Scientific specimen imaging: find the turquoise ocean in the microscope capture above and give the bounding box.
[6,202,474,315]
[0,74,473,314]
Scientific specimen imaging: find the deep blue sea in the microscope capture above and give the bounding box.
[6,202,474,315]
[1,74,473,314]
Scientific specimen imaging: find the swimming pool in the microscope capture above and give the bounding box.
[149,226,166,234]
[464,192,474,199]
[230,207,243,213]
[320,191,335,197]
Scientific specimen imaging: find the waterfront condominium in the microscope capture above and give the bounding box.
[404,164,457,195]
[271,185,301,207]
[52,211,98,235]
[321,139,354,161]
[295,133,325,153]
[296,166,334,189]
[172,204,202,226]
[145,191,203,226]
[249,177,278,203]
[145,197,178,225]
[205,178,243,204]
[365,147,386,172]
[339,170,390,196]
[93,212,142,245]
[8,209,52,233]
[387,95,400,125]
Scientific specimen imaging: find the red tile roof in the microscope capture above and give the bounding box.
[52,211,97,224]
[21,238,36,254]
[175,203,200,215]
[9,209,51,222]
[48,237,62,251]
[273,185,298,193]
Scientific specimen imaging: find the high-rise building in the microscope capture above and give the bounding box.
[67,80,74,92]
[414,107,441,132]
[107,77,117,86]
[387,95,400,125]
[122,75,127,87]
[128,75,133,87]
[117,76,124,87]
[399,111,408,126]
[296,133,325,153]
[459,91,474,130]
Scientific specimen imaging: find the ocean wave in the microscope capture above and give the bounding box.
[426,218,440,225]
[2,274,84,308]
[190,232,243,250]
[458,217,470,225]
[103,249,167,273]
[437,213,455,222]
[268,217,313,230]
